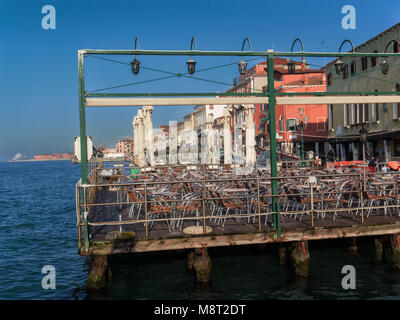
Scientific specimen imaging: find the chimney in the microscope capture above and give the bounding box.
[301,57,306,72]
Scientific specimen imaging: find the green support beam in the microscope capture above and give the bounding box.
[78,51,88,184]
[267,55,281,238]
[81,49,400,58]
[85,92,269,97]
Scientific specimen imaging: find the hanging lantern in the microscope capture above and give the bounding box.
[130,58,140,75]
[187,57,196,75]
[334,58,344,75]
[381,60,389,74]
[359,126,368,144]
[238,58,247,75]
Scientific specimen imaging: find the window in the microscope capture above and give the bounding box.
[371,50,378,67]
[328,105,334,130]
[394,41,399,53]
[372,103,379,122]
[351,104,356,125]
[363,104,369,123]
[355,104,359,124]
[279,116,283,132]
[361,57,368,71]
[342,65,349,79]
[395,141,400,157]
[327,73,332,86]
[358,104,363,124]
[350,61,356,75]
[344,104,350,126]
[287,119,297,132]
[393,84,400,119]
[317,117,326,131]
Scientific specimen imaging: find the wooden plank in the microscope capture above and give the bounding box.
[84,222,400,256]
[276,95,400,105]
[86,95,400,107]
[86,97,269,107]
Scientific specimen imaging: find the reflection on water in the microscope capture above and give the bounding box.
[87,239,400,300]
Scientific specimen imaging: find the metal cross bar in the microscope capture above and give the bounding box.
[80,49,400,58]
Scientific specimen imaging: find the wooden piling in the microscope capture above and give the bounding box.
[373,237,383,263]
[290,241,310,277]
[192,248,211,283]
[348,237,358,253]
[390,234,400,269]
[278,245,289,265]
[187,250,194,270]
[87,255,111,290]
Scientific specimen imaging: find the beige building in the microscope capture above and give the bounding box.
[192,104,225,131]
[183,113,194,130]
[325,22,400,162]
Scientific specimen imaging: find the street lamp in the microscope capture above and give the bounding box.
[238,38,252,75]
[296,107,308,166]
[130,36,141,75]
[381,40,400,74]
[187,37,197,75]
[335,39,355,75]
[359,126,368,190]
[287,38,304,74]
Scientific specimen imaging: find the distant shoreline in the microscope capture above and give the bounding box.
[8,159,72,163]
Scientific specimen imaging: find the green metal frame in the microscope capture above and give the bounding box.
[78,47,400,244]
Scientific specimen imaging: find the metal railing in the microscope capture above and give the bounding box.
[76,161,400,250]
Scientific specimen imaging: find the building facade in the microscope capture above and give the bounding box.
[271,70,327,157]
[325,22,400,162]
[116,138,134,158]
[225,58,327,156]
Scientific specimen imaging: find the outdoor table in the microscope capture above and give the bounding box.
[134,187,157,191]
[370,181,396,186]
[221,188,249,193]
[319,179,339,183]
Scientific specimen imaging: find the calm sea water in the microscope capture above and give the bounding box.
[1,161,400,300]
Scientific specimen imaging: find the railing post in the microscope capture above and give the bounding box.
[360,174,364,224]
[82,185,89,252]
[202,177,207,234]
[310,182,314,227]
[76,184,81,244]
[144,182,149,238]
[257,178,261,231]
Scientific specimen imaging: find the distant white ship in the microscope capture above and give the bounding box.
[9,153,29,162]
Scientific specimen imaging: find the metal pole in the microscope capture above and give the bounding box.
[301,122,305,167]
[363,142,366,190]
[82,186,89,251]
[78,51,88,184]
[257,178,261,231]
[81,48,400,58]
[267,54,281,237]
[360,174,364,224]
[202,177,207,234]
[144,182,149,238]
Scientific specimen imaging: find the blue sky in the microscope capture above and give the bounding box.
[0,0,399,161]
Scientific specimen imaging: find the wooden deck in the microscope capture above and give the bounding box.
[80,187,400,256]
